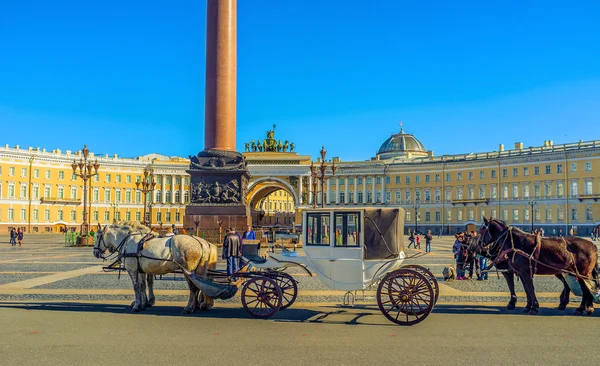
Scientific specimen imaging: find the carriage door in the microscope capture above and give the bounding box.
[330,211,364,290]
[304,212,333,288]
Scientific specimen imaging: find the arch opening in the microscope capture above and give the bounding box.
[247,179,298,228]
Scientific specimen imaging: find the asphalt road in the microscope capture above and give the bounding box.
[1,302,598,366]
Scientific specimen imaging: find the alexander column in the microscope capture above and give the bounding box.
[185,0,251,231]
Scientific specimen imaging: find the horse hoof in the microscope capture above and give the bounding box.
[506,303,516,310]
[557,304,567,311]
[528,309,539,315]
[148,298,155,307]
[522,308,531,314]
[574,309,584,316]
[132,307,141,313]
[182,308,193,314]
[586,309,594,316]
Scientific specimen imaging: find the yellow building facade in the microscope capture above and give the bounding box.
[0,145,190,233]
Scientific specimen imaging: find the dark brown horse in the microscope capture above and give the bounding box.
[475,218,599,315]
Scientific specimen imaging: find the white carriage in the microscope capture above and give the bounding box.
[235,207,439,326]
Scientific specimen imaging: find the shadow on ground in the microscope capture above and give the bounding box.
[0,301,594,326]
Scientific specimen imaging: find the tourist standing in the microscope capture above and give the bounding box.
[17,228,24,246]
[222,228,242,277]
[452,233,466,280]
[9,228,16,246]
[425,230,433,253]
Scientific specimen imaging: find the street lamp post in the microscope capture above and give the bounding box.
[135,166,156,227]
[110,202,119,224]
[528,200,537,232]
[309,146,336,208]
[27,155,34,233]
[412,198,421,234]
[71,145,100,245]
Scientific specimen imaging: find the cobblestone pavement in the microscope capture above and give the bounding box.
[0,233,594,312]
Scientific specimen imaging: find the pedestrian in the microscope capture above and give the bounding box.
[408,230,415,248]
[17,228,24,246]
[242,224,258,251]
[438,228,443,238]
[539,228,544,237]
[171,224,177,235]
[415,233,421,249]
[164,227,174,237]
[425,230,433,253]
[559,229,563,237]
[9,228,16,246]
[222,228,242,277]
[553,228,556,236]
[452,233,466,280]
[569,227,574,236]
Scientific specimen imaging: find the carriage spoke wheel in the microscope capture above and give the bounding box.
[377,269,434,326]
[403,265,439,304]
[268,272,298,310]
[241,277,282,319]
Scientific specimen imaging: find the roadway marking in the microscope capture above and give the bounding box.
[0,254,89,263]
[0,265,105,289]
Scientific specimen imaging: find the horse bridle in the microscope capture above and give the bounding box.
[94,227,134,260]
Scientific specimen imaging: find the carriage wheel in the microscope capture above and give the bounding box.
[403,265,439,304]
[377,268,434,326]
[241,276,282,319]
[268,272,298,310]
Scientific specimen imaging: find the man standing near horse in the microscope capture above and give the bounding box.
[223,228,242,277]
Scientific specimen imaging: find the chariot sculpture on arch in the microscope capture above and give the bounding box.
[244,124,296,153]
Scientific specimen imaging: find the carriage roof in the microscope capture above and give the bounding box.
[303,207,405,260]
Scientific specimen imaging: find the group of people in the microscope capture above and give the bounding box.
[452,231,489,281]
[407,230,433,252]
[222,225,257,276]
[9,228,24,246]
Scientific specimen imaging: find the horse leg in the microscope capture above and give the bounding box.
[138,272,148,310]
[146,274,155,307]
[555,274,570,310]
[502,271,518,310]
[198,291,214,311]
[576,278,594,316]
[183,277,200,314]
[128,271,142,312]
[522,276,539,315]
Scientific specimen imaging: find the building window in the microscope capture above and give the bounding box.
[457,187,463,200]
[425,174,430,183]
[405,191,411,203]
[425,212,431,222]
[512,184,519,199]
[57,210,63,220]
[445,189,451,202]
[557,182,564,198]
[34,169,39,178]
[435,174,440,182]
[385,176,390,184]
[587,206,593,221]
[468,208,474,221]
[491,185,497,199]
[468,172,473,180]
[405,176,410,184]
[434,188,441,202]
[44,186,50,198]
[545,208,552,221]
[165,191,171,202]
[367,177,372,185]
[125,211,131,221]
[479,186,485,199]
[435,211,440,222]
[570,163,577,172]
[116,175,122,183]
[585,181,593,195]
[513,209,519,222]
[20,185,27,198]
[524,209,530,221]
[446,173,451,182]
[184,191,190,203]
[570,181,578,197]
[176,176,182,185]
[8,208,14,220]
[20,209,26,221]
[557,164,563,174]
[104,189,111,203]
[502,169,508,178]
[166,212,171,222]
[70,210,76,221]
[33,209,39,221]
[446,209,451,222]
[175,212,181,222]
[457,172,462,181]
[357,191,363,202]
[175,191,181,203]
[523,184,530,198]
[58,187,64,198]
[375,177,380,184]
[395,190,401,203]
[535,208,540,221]
[571,208,578,221]
[367,191,372,203]
[358,177,363,185]
[105,174,111,183]
[544,182,552,198]
[491,170,497,179]
[339,192,345,202]
[502,184,508,199]
[523,167,529,176]
[468,186,474,199]
[385,191,390,203]
[105,211,110,222]
[512,168,518,177]
[395,176,400,184]
[425,189,431,202]
[415,175,420,183]
[93,211,99,221]
[557,206,564,220]
[585,162,592,172]
[406,211,411,222]
[376,192,381,203]
[545,165,551,174]
[21,168,27,177]
[534,166,540,175]
[166,176,172,185]
[155,190,161,203]
[349,191,355,202]
[70,187,77,199]
[126,175,131,183]
[44,209,50,221]
[135,212,141,221]
[457,209,463,222]
[58,171,64,180]
[479,171,484,179]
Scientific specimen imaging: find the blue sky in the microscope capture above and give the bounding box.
[1,0,599,161]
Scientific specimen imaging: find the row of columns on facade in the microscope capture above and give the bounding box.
[299,174,388,205]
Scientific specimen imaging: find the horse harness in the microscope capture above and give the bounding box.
[481,223,586,280]
[121,233,158,274]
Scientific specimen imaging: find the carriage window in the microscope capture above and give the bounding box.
[334,212,360,247]
[306,213,330,246]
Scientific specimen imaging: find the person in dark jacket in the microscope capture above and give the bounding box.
[223,228,242,276]
[425,230,433,253]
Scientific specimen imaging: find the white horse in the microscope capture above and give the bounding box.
[93,222,218,313]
